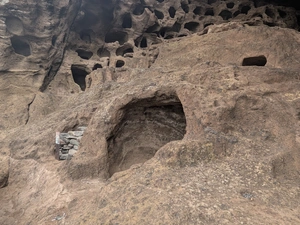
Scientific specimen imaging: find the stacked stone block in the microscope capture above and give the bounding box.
[58,126,86,160]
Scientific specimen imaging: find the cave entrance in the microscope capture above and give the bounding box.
[71,65,90,91]
[242,55,267,66]
[107,95,186,177]
[10,36,31,56]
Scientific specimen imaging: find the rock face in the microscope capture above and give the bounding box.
[1,0,300,224]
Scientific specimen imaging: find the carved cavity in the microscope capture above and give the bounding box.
[93,64,102,70]
[105,31,128,45]
[122,13,132,28]
[116,60,125,68]
[242,55,267,66]
[205,8,214,16]
[193,6,202,15]
[97,48,110,58]
[10,36,31,57]
[51,36,57,46]
[5,16,24,35]
[71,65,90,91]
[208,0,217,4]
[227,2,235,9]
[154,10,164,19]
[184,22,199,32]
[278,9,287,18]
[140,37,148,48]
[219,10,233,20]
[116,46,134,57]
[76,49,93,60]
[169,7,176,18]
[157,0,164,2]
[181,3,189,13]
[107,95,186,177]
[240,5,251,14]
[133,4,144,15]
[265,7,276,19]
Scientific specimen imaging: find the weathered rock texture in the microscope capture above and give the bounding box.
[1,0,300,224]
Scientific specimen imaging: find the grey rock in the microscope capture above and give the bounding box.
[70,139,79,146]
[68,131,84,137]
[59,154,69,160]
[74,145,79,150]
[68,149,77,155]
[77,126,87,131]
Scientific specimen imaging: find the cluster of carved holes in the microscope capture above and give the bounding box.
[242,55,267,66]
[10,36,31,56]
[76,49,93,60]
[71,65,90,91]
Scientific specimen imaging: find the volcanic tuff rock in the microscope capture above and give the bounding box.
[1,0,300,224]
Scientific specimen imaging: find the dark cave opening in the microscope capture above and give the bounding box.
[79,30,91,44]
[107,95,186,177]
[10,36,31,57]
[205,8,214,16]
[116,60,125,68]
[219,10,233,20]
[242,55,267,66]
[154,10,164,19]
[240,5,251,14]
[71,65,90,91]
[97,48,110,58]
[181,3,189,13]
[105,31,128,45]
[184,22,200,32]
[93,63,102,70]
[169,7,176,18]
[193,6,202,15]
[76,49,93,60]
[122,13,132,28]
[140,37,148,48]
[227,2,235,9]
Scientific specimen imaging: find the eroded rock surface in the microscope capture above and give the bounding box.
[0,0,300,224]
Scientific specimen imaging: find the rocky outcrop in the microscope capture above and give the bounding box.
[1,0,300,225]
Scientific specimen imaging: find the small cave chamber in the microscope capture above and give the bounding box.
[105,31,128,45]
[10,36,31,56]
[242,55,267,66]
[71,65,90,91]
[76,49,93,60]
[107,95,187,177]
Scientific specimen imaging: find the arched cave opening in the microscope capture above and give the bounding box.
[240,5,251,14]
[154,10,164,19]
[116,60,125,68]
[205,8,214,16]
[140,37,148,48]
[105,31,128,45]
[116,46,134,57]
[227,2,235,9]
[133,4,145,15]
[242,55,267,66]
[169,7,176,18]
[93,63,102,70]
[51,35,57,46]
[193,6,202,15]
[107,95,187,177]
[184,22,200,32]
[10,36,31,57]
[76,49,93,60]
[122,13,132,28]
[71,65,90,91]
[219,10,232,20]
[181,3,189,13]
[5,16,23,35]
[97,47,110,58]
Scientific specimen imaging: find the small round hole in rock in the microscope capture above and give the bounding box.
[76,49,93,60]
[193,6,202,15]
[184,22,199,32]
[10,36,31,57]
[116,60,125,68]
[242,55,267,66]
[140,37,147,48]
[181,3,189,13]
[226,2,235,9]
[154,10,164,19]
[133,4,144,15]
[169,7,176,18]
[240,5,251,14]
[97,48,110,58]
[219,10,232,20]
[93,64,102,70]
[122,13,132,28]
[205,8,214,16]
